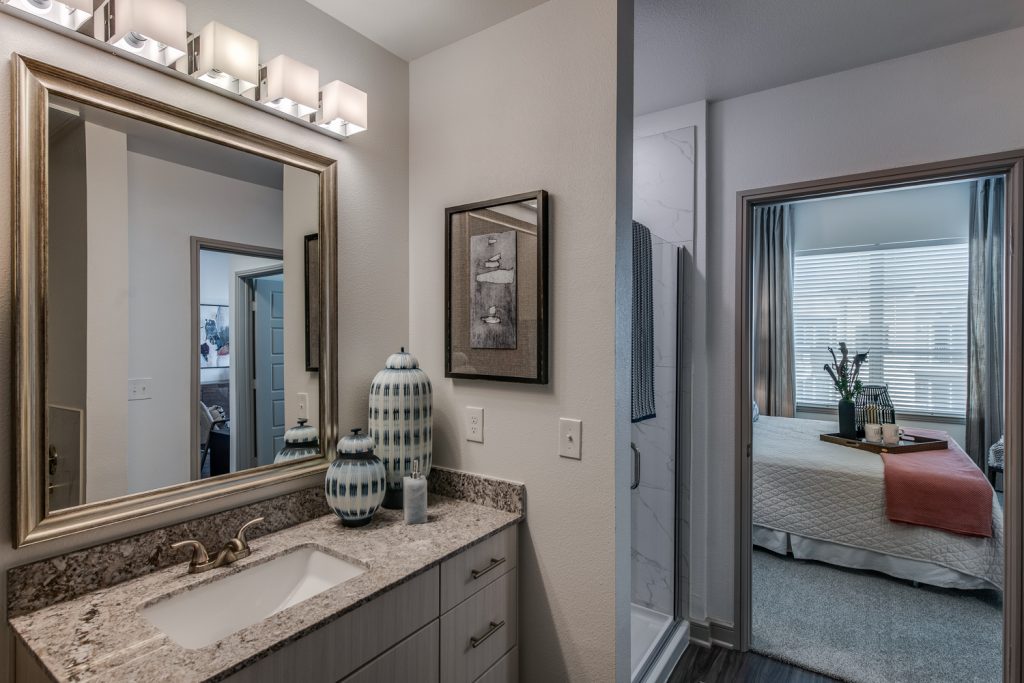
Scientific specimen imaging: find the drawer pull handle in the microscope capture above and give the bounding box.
[470,620,506,649]
[471,556,506,580]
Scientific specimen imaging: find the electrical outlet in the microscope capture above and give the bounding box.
[558,418,582,460]
[128,378,152,401]
[297,392,309,420]
[465,406,484,443]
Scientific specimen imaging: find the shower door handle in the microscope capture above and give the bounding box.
[631,442,640,490]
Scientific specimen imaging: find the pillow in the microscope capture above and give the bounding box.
[752,401,760,422]
[988,436,1005,470]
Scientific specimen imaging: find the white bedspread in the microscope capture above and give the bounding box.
[754,415,1004,590]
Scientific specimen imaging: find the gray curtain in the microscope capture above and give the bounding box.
[966,177,1005,470]
[752,204,796,418]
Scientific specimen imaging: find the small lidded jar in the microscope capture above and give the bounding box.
[325,428,387,527]
[274,418,320,463]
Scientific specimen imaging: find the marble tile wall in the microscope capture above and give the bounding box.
[631,126,695,620]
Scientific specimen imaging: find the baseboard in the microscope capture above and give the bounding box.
[688,618,737,649]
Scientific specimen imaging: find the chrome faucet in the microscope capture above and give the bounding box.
[170,517,264,574]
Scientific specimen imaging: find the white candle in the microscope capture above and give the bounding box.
[404,460,427,524]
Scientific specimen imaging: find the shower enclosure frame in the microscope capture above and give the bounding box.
[632,247,691,683]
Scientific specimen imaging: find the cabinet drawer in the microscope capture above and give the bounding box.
[341,621,439,683]
[441,526,517,612]
[440,569,517,683]
[475,646,518,683]
[226,567,439,683]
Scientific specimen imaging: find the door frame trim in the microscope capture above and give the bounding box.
[190,237,283,480]
[233,263,284,472]
[734,150,1023,682]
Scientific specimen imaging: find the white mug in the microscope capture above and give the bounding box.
[864,423,882,442]
[882,423,902,445]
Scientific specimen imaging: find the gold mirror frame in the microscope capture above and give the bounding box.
[12,54,339,547]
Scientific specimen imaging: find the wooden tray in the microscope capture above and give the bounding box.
[819,432,948,454]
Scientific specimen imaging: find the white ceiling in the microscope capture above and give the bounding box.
[302,0,548,61]
[635,0,1024,116]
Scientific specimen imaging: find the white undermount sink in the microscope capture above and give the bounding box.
[141,545,366,649]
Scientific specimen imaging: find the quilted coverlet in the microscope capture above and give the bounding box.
[753,415,1003,589]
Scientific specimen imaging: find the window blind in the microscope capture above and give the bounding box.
[792,242,969,418]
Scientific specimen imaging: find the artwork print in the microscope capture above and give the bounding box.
[470,230,517,349]
[199,304,230,368]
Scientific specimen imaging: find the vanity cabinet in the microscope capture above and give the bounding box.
[228,525,519,683]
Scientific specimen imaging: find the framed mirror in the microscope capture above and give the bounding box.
[13,54,339,547]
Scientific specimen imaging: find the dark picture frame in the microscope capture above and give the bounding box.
[445,190,549,383]
[304,233,320,372]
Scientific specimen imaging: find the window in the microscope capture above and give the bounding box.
[793,242,969,418]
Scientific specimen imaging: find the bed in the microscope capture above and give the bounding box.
[753,415,1004,590]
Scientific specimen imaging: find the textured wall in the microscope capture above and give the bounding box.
[409,0,627,679]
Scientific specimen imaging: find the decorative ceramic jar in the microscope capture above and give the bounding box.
[274,418,320,463]
[325,428,386,527]
[368,347,433,508]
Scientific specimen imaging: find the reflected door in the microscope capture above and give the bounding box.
[255,276,286,466]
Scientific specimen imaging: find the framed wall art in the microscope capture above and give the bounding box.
[445,190,548,383]
[199,304,230,369]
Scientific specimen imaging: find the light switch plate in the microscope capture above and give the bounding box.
[128,378,152,401]
[465,406,484,443]
[297,392,309,420]
[559,418,582,460]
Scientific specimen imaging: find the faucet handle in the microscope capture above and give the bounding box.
[170,539,211,572]
[230,517,264,557]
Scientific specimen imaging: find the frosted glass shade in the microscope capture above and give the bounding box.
[259,55,319,118]
[185,22,259,94]
[4,0,92,30]
[316,80,368,137]
[95,0,186,66]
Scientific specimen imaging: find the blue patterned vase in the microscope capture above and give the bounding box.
[325,428,386,527]
[369,348,433,509]
[274,418,320,463]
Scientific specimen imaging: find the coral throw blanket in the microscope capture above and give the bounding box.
[880,429,993,537]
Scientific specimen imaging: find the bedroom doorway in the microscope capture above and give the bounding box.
[735,152,1024,683]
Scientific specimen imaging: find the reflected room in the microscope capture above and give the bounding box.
[45,93,321,511]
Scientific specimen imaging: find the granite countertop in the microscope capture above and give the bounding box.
[10,495,521,682]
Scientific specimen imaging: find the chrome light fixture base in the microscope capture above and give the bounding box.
[3,0,90,30]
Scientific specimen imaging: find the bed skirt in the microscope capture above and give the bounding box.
[753,525,996,591]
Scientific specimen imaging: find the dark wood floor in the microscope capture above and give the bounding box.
[668,645,838,683]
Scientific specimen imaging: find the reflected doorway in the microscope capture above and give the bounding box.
[193,239,283,479]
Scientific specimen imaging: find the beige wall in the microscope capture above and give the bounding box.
[84,122,130,503]
[0,3,408,678]
[409,0,629,679]
[46,124,87,428]
[282,166,321,430]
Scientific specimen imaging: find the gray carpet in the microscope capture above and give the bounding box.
[752,548,1002,683]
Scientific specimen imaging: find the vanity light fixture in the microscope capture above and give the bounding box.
[316,80,368,137]
[94,0,187,67]
[257,54,319,118]
[3,0,91,30]
[176,21,259,95]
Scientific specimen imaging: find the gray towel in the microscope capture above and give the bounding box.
[632,221,656,422]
